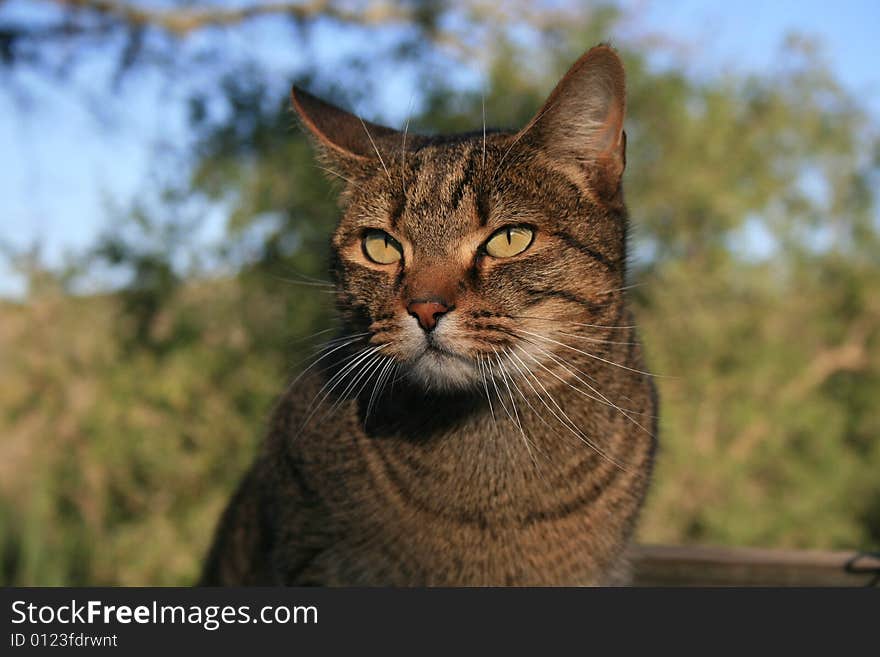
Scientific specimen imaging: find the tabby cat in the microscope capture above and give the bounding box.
[201,45,657,586]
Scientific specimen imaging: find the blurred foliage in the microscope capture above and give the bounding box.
[1,3,879,584]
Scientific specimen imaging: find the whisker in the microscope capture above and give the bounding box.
[481,91,487,173]
[509,347,628,472]
[314,165,362,191]
[513,340,619,408]
[278,275,334,287]
[479,355,515,466]
[323,349,388,422]
[401,94,414,195]
[493,349,542,469]
[483,324,651,415]
[484,354,513,419]
[359,117,391,182]
[527,339,656,417]
[364,355,397,425]
[508,314,637,330]
[387,362,405,390]
[308,331,371,351]
[477,355,497,426]
[502,351,557,434]
[301,345,385,428]
[556,331,639,346]
[264,273,336,292]
[309,345,379,404]
[505,348,629,470]
[596,282,644,296]
[542,348,656,434]
[290,326,338,346]
[387,362,401,402]
[514,328,667,378]
[491,100,557,183]
[337,352,387,420]
[517,340,656,438]
[285,334,369,393]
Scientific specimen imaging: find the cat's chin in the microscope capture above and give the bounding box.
[405,348,479,392]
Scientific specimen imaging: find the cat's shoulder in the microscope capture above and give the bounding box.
[263,368,362,452]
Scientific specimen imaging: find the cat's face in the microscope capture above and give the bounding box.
[293,46,629,391]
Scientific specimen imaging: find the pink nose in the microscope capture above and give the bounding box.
[407,300,450,332]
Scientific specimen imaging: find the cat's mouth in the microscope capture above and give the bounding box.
[406,343,478,390]
[423,342,468,361]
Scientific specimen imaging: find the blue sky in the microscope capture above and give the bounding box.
[1,0,878,297]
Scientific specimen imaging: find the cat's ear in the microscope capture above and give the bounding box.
[291,86,401,171]
[519,45,626,198]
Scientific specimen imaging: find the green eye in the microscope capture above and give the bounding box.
[363,230,403,264]
[484,226,534,258]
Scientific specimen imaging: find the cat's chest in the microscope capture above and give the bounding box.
[294,507,615,586]
[275,371,650,585]
[286,408,632,584]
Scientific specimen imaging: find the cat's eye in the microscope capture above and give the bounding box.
[484,226,534,258]
[363,230,403,265]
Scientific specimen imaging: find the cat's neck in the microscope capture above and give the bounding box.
[345,367,632,520]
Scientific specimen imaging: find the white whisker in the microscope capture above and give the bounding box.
[360,117,391,182]
[308,331,371,351]
[401,94,414,195]
[520,338,655,417]
[481,91,487,173]
[517,340,655,439]
[557,331,639,346]
[502,352,556,434]
[597,282,644,295]
[323,349,388,422]
[286,334,369,394]
[509,314,637,330]
[364,356,397,425]
[302,344,385,427]
[479,355,515,466]
[290,326,338,346]
[515,328,665,378]
[314,165,362,191]
[477,355,497,426]
[484,355,513,419]
[493,349,543,469]
[509,347,627,472]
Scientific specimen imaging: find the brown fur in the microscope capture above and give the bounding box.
[201,46,657,586]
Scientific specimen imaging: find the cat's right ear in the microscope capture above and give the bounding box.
[291,86,400,174]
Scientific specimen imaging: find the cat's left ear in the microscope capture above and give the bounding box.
[291,86,402,172]
[519,45,626,199]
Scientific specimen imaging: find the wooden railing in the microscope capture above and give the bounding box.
[630,544,880,587]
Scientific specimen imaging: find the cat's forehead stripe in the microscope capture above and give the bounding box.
[411,144,477,212]
[396,142,487,249]
[445,144,481,212]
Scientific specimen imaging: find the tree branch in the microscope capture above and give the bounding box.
[728,319,874,461]
[50,1,416,36]
[779,320,873,402]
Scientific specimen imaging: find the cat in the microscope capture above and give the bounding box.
[200,45,657,586]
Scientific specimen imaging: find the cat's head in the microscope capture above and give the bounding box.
[293,46,628,392]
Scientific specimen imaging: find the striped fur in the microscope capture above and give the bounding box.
[201,46,657,586]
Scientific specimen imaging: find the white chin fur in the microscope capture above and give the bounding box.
[405,350,479,391]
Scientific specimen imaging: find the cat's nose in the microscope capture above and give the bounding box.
[407,300,451,332]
